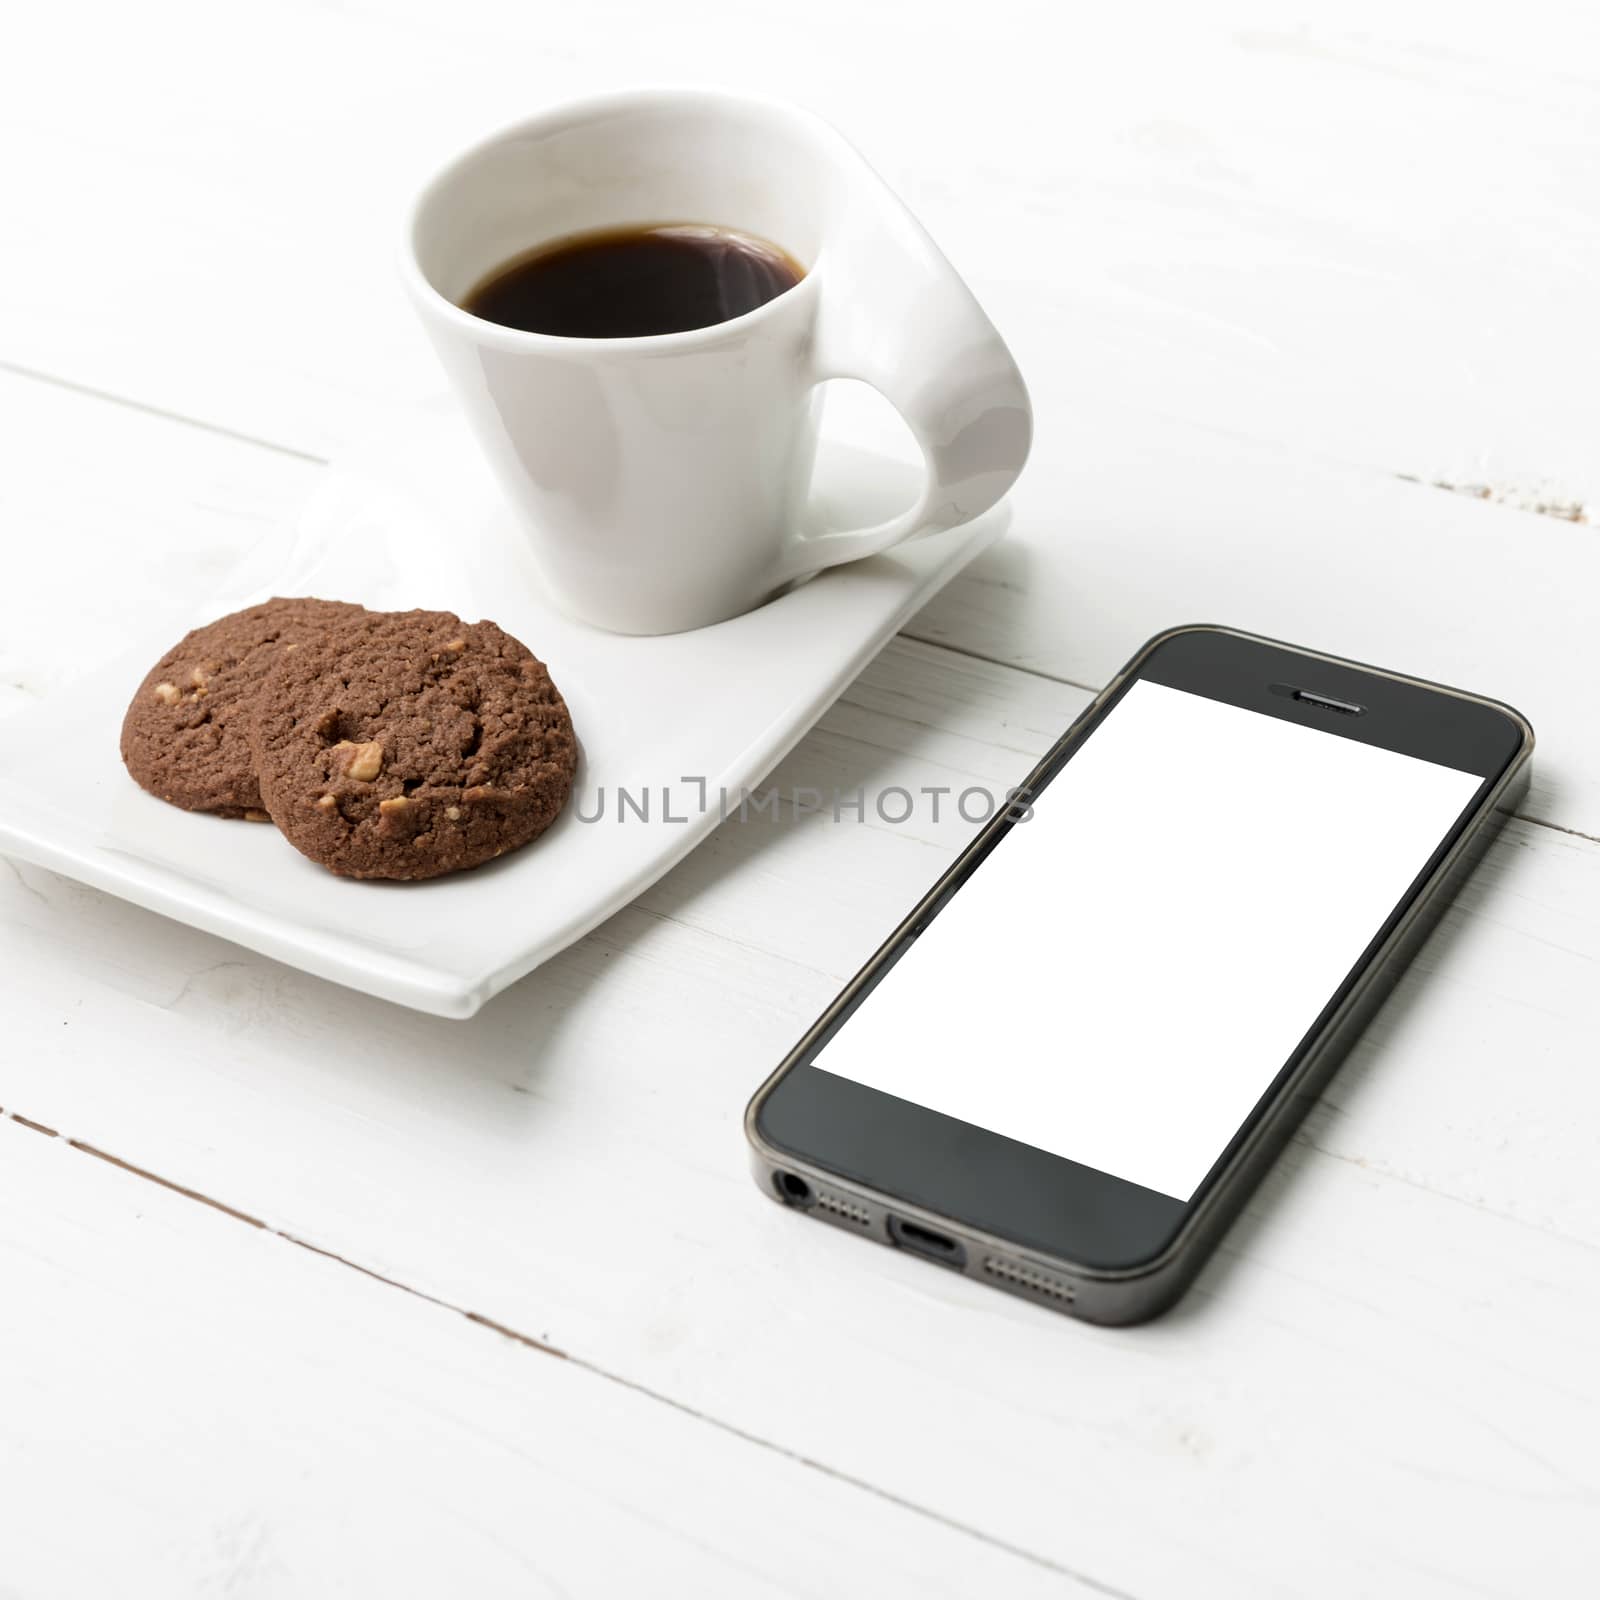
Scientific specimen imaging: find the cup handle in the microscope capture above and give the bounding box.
[777,183,1032,582]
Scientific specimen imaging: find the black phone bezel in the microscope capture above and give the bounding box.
[748,624,1533,1277]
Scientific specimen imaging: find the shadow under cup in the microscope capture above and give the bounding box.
[405,96,846,635]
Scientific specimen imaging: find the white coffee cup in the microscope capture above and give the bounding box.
[402,88,1031,635]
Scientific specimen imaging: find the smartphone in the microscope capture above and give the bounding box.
[745,625,1533,1325]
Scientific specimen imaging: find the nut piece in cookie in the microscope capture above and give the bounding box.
[345,741,385,782]
[249,609,578,881]
[120,597,364,817]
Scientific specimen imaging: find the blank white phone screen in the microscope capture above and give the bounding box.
[811,679,1483,1201]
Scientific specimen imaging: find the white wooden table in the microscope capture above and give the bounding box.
[4,3,1598,1593]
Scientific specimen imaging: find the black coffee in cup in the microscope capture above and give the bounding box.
[461,224,805,339]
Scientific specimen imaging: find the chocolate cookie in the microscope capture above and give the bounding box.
[120,597,364,817]
[249,609,577,880]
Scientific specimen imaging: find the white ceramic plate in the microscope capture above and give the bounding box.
[0,400,1006,1017]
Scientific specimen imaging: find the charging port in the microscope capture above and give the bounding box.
[889,1216,967,1268]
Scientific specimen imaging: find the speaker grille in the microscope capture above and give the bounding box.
[814,1188,872,1227]
[982,1255,1075,1304]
